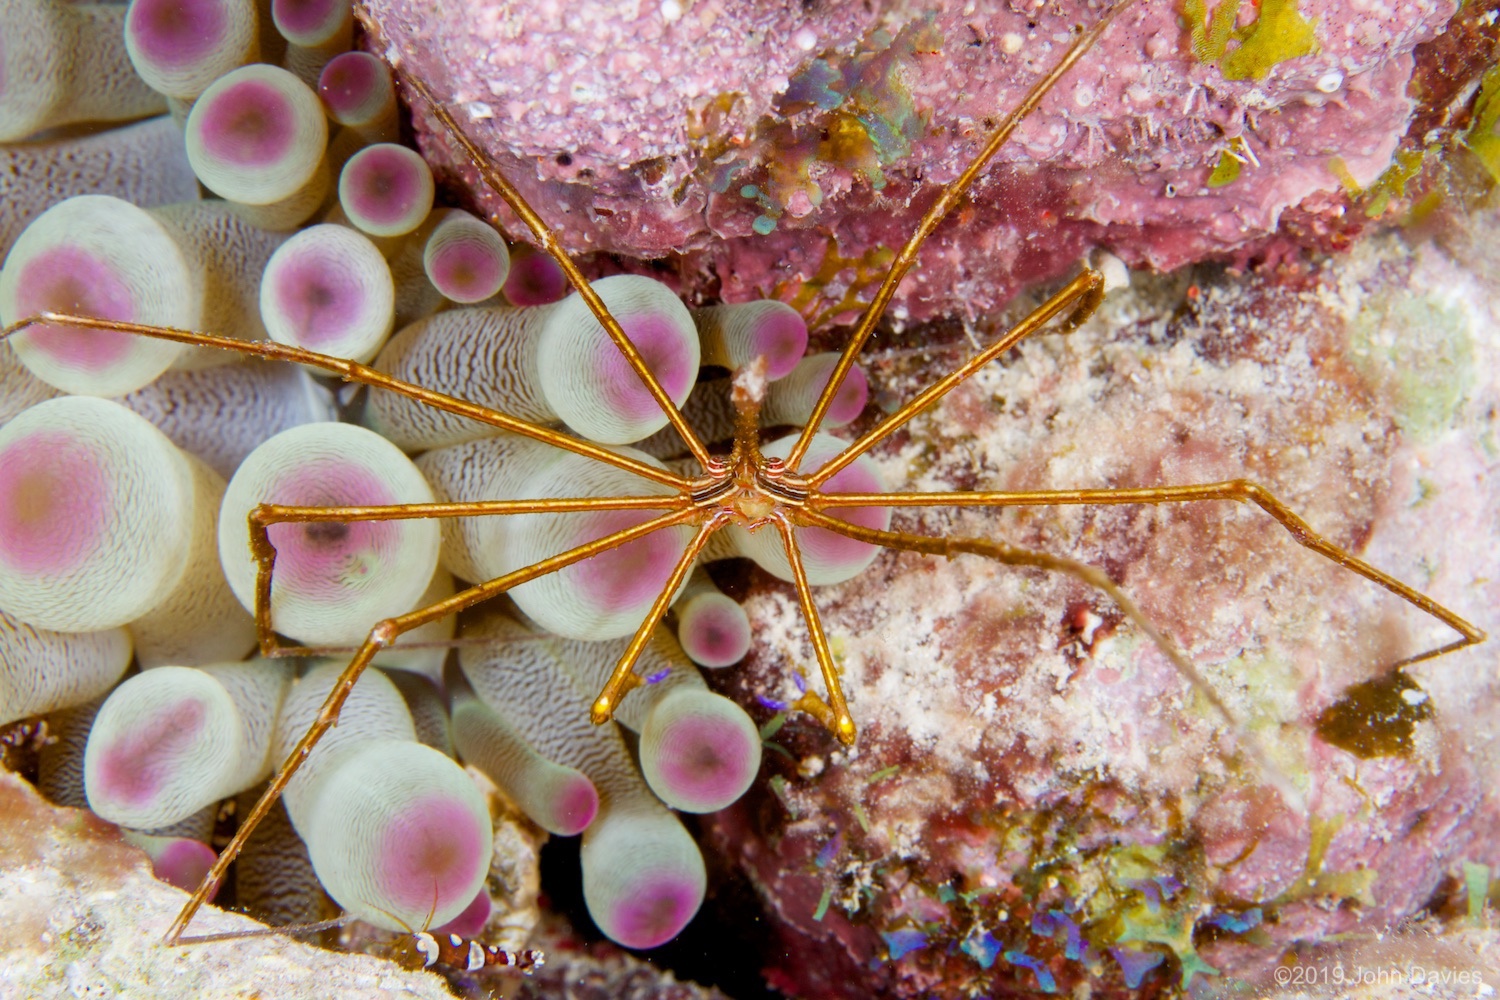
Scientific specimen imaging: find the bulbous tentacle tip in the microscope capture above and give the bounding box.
[123,831,220,896]
[304,740,493,932]
[0,397,196,632]
[339,144,435,239]
[219,422,439,647]
[549,773,601,836]
[537,274,701,445]
[185,64,328,208]
[260,223,394,364]
[84,667,242,830]
[603,875,705,950]
[423,210,511,304]
[431,886,492,940]
[582,808,707,949]
[0,196,195,397]
[502,244,569,307]
[640,688,762,813]
[676,591,752,668]
[318,51,395,129]
[125,0,259,102]
[272,0,351,48]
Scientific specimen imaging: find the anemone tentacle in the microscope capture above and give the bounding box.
[218,422,441,646]
[0,397,253,663]
[459,608,706,949]
[1,0,165,142]
[274,660,493,932]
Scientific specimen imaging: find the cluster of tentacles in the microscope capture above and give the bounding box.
[0,0,897,954]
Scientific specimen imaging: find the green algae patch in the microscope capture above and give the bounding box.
[1315,671,1434,759]
[1184,0,1318,82]
[1208,149,1243,187]
[1348,290,1475,442]
[1464,64,1500,181]
[1273,814,1378,907]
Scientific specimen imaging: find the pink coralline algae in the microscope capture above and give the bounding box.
[365,0,1456,323]
[700,209,1500,997]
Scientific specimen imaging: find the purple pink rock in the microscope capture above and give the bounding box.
[697,204,1499,996]
[362,0,1471,323]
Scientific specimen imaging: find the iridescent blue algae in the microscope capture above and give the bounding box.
[831,808,1379,994]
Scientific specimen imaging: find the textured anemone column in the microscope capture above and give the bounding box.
[318,51,398,144]
[672,568,752,669]
[0,195,202,396]
[149,200,289,366]
[725,432,891,585]
[693,300,808,380]
[116,361,336,480]
[184,63,330,229]
[217,422,441,646]
[233,787,332,926]
[0,0,165,142]
[0,608,131,727]
[0,397,253,664]
[259,223,395,364]
[559,627,762,813]
[0,117,201,261]
[459,609,706,949]
[369,274,701,449]
[35,697,101,808]
[384,668,453,756]
[84,659,291,829]
[416,435,696,639]
[412,434,557,584]
[450,683,599,836]
[0,344,57,427]
[273,0,354,87]
[366,306,554,450]
[123,0,259,104]
[423,209,511,305]
[275,660,493,932]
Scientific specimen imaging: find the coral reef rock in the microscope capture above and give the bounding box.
[363,0,1483,321]
[704,202,1500,998]
[0,770,458,1000]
